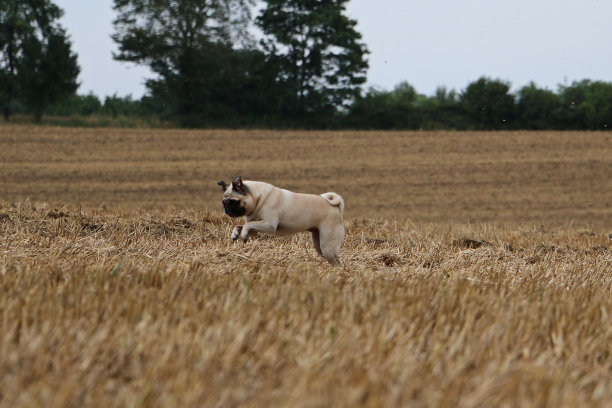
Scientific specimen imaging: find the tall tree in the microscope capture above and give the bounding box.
[112,0,255,123]
[19,29,79,122]
[0,0,77,121]
[257,0,369,116]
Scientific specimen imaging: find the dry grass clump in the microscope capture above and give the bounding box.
[1,201,610,407]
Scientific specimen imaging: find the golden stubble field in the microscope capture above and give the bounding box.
[1,125,610,225]
[0,124,611,407]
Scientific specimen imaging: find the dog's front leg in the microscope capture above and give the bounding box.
[231,225,243,241]
[239,219,278,242]
[232,225,259,242]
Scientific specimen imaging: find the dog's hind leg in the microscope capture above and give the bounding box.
[310,229,323,256]
[319,227,344,266]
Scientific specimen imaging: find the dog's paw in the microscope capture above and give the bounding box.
[231,225,243,241]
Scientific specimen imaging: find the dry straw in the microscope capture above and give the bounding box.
[1,125,610,406]
[1,201,610,407]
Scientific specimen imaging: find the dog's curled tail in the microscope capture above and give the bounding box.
[321,192,345,215]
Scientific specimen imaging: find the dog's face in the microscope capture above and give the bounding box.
[217,176,254,218]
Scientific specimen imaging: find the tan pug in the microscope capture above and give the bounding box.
[217,176,345,265]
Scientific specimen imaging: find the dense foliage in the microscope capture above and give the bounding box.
[347,78,612,130]
[0,0,79,121]
[256,0,368,116]
[2,0,612,129]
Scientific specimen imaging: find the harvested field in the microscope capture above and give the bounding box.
[0,125,611,407]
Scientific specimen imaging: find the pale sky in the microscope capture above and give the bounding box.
[55,0,612,98]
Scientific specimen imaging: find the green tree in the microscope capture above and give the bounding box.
[0,0,77,121]
[460,77,515,129]
[557,80,590,129]
[348,87,402,129]
[19,29,79,121]
[257,0,369,116]
[348,82,435,129]
[516,82,562,129]
[428,86,465,129]
[112,0,256,124]
[558,80,612,129]
[581,81,612,129]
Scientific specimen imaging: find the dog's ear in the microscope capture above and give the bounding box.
[217,180,228,191]
[232,176,247,195]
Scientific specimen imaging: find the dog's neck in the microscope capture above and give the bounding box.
[244,181,275,218]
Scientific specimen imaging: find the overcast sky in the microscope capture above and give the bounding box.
[55,0,612,99]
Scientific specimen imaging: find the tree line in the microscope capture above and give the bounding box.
[2,0,611,130]
[347,78,612,130]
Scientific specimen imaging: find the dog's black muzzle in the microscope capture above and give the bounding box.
[223,199,246,218]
